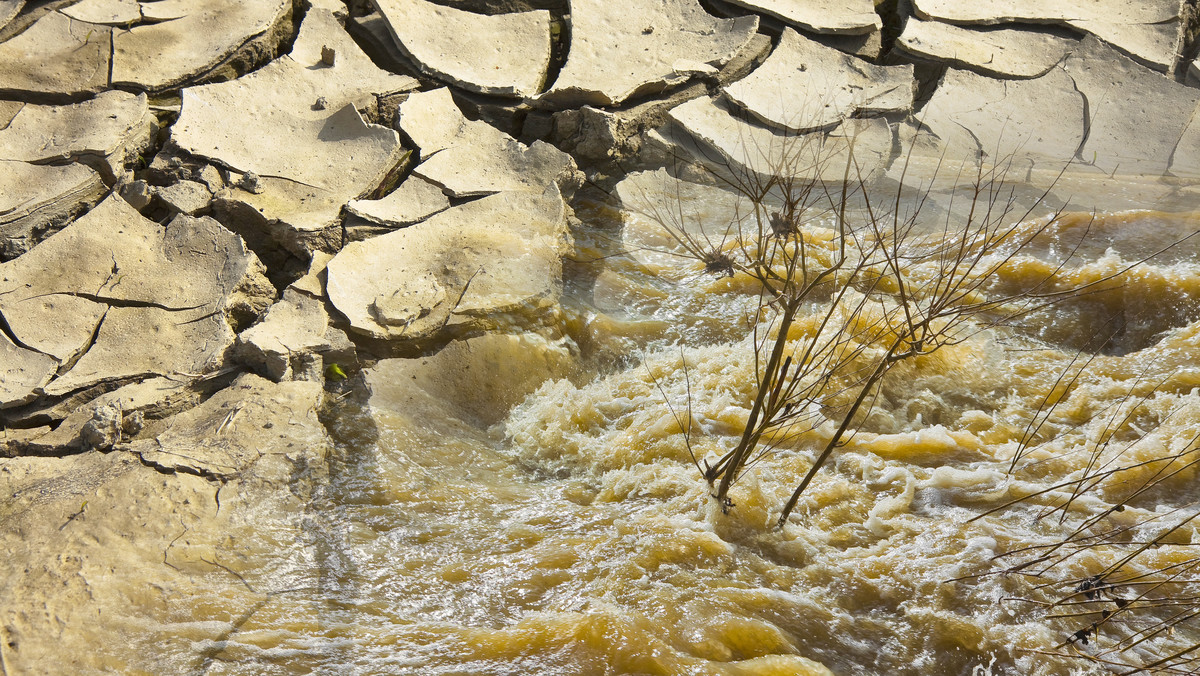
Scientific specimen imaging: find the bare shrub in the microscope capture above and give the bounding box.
[622,104,1200,671]
[628,114,1184,526]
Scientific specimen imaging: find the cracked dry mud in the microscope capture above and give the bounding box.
[2,0,1200,674]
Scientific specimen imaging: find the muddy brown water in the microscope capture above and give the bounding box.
[191,180,1200,675]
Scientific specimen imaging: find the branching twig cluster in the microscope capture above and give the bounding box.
[633,123,1156,528]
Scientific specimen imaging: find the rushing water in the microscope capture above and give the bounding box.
[190,171,1200,676]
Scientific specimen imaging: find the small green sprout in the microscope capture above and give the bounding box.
[59,501,88,531]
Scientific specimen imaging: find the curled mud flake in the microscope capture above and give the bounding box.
[121,410,144,437]
[121,180,153,210]
[238,172,265,194]
[80,404,122,451]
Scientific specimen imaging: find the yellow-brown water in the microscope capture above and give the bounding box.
[191,178,1200,676]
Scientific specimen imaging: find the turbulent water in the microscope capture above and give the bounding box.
[195,174,1200,676]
